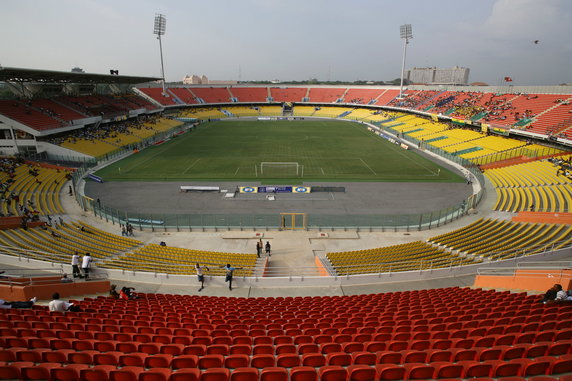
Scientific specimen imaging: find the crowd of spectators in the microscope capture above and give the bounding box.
[412,91,543,125]
[549,156,572,180]
[47,114,162,146]
[388,91,439,109]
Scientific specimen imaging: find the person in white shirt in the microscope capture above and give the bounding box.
[71,252,82,278]
[48,292,72,312]
[81,253,92,280]
[555,284,568,302]
[195,263,209,292]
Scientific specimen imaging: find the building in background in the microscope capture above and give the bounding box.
[406,66,470,85]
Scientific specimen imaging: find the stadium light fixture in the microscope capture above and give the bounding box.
[398,24,413,99]
[153,13,167,95]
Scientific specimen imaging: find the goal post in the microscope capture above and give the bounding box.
[259,162,303,178]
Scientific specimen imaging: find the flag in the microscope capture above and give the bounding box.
[504,76,513,82]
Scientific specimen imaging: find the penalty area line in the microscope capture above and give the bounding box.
[359,158,377,175]
[182,158,201,174]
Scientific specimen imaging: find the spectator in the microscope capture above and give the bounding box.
[109,284,119,299]
[0,297,37,309]
[265,241,271,256]
[48,292,73,312]
[221,264,243,291]
[71,252,82,278]
[195,263,210,292]
[81,253,92,280]
[120,286,137,300]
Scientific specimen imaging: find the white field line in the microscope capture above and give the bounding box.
[359,158,377,175]
[182,159,201,174]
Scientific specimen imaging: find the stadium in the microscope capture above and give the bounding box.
[1,1,572,380]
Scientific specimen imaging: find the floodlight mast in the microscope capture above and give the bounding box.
[398,24,413,99]
[153,14,167,95]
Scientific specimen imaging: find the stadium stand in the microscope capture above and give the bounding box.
[485,158,572,213]
[231,87,269,103]
[0,287,570,380]
[429,218,572,259]
[327,241,479,275]
[342,88,385,105]
[0,100,62,130]
[307,88,346,103]
[29,98,87,122]
[374,89,400,106]
[138,88,178,106]
[55,116,183,158]
[0,159,68,217]
[189,87,232,104]
[167,88,198,105]
[269,88,308,102]
[99,244,257,276]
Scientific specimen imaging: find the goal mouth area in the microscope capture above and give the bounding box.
[258,162,303,178]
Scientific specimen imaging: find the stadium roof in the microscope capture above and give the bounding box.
[0,66,160,84]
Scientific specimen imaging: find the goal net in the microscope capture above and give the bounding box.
[259,162,303,178]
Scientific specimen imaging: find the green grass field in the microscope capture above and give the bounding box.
[94,119,464,183]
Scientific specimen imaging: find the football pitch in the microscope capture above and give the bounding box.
[94,119,464,183]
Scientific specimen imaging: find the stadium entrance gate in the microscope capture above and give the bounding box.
[280,213,306,230]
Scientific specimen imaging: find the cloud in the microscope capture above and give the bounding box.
[484,0,572,41]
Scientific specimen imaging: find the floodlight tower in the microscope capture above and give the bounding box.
[398,24,413,99]
[153,13,167,95]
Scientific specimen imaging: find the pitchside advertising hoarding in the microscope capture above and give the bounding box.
[239,186,311,194]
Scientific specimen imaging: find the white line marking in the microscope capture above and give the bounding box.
[234,167,240,175]
[321,168,325,175]
[359,158,377,175]
[182,159,201,174]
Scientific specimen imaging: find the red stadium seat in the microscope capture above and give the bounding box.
[199,368,230,381]
[250,354,275,369]
[168,369,200,381]
[375,364,406,381]
[347,364,376,381]
[301,353,325,367]
[290,366,317,381]
[260,367,288,381]
[171,355,198,369]
[224,354,250,369]
[229,367,258,381]
[139,368,173,381]
[318,365,348,381]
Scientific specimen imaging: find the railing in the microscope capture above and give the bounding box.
[0,266,66,286]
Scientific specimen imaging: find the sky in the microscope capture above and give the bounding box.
[1,0,571,85]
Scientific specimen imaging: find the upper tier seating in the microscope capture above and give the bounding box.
[343,88,385,105]
[531,99,572,139]
[307,88,346,103]
[190,88,232,104]
[269,88,307,102]
[138,88,178,106]
[388,90,440,109]
[168,88,198,105]
[0,287,570,381]
[374,89,400,106]
[29,98,87,122]
[0,100,62,130]
[230,87,268,102]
